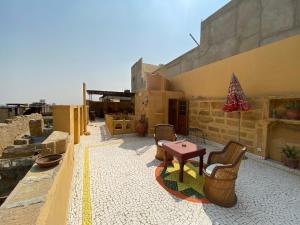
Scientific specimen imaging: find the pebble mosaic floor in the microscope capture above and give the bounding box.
[67,120,300,225]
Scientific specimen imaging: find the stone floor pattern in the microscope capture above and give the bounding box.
[67,121,300,225]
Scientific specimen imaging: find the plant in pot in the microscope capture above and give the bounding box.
[285,102,300,120]
[136,114,147,136]
[282,145,299,169]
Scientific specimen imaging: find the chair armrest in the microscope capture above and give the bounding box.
[153,134,158,145]
[207,151,226,164]
[210,165,237,180]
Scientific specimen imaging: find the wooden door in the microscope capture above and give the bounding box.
[168,99,188,135]
[168,99,178,130]
[177,100,188,135]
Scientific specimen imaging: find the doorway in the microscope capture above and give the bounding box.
[168,99,188,135]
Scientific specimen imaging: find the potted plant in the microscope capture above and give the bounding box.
[282,145,299,169]
[136,114,147,136]
[285,102,300,120]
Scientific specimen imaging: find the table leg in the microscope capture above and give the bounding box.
[199,155,203,175]
[179,161,184,182]
[163,149,167,170]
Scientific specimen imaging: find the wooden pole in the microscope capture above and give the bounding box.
[238,111,241,142]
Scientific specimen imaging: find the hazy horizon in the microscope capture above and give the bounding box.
[0,0,229,105]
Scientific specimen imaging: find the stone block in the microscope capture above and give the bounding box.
[55,139,68,154]
[240,138,254,147]
[198,110,210,116]
[227,111,240,119]
[189,116,197,123]
[247,133,255,139]
[227,119,239,127]
[208,126,219,133]
[212,110,224,117]
[249,100,264,109]
[198,116,214,123]
[211,102,224,110]
[42,131,69,154]
[242,121,256,129]
[2,144,39,158]
[261,0,294,38]
[14,139,29,145]
[189,101,199,108]
[237,0,260,38]
[198,124,207,130]
[207,131,221,140]
[191,109,198,115]
[199,102,210,109]
[222,134,238,142]
[227,129,247,138]
[256,128,263,146]
[29,120,44,137]
[242,111,262,121]
[215,118,225,124]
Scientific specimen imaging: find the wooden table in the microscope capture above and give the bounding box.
[162,140,206,182]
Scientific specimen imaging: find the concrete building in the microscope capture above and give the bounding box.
[131,58,160,93]
[156,0,300,78]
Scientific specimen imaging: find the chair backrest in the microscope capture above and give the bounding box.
[154,124,175,142]
[222,141,247,165]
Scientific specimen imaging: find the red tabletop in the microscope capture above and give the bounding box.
[162,140,205,161]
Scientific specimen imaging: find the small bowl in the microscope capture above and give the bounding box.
[36,154,62,168]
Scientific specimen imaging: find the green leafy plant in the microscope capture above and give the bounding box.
[282,145,300,159]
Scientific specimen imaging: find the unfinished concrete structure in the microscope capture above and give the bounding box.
[131,58,161,93]
[157,0,300,78]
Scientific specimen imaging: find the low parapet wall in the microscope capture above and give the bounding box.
[105,114,136,135]
[0,134,74,225]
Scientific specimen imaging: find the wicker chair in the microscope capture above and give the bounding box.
[203,141,247,207]
[154,124,177,161]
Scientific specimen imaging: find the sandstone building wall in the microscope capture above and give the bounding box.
[0,114,43,152]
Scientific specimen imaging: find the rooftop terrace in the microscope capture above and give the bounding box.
[67,120,300,225]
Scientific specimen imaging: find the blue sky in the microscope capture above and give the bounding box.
[0,0,229,104]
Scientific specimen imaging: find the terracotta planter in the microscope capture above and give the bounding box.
[282,156,299,169]
[286,109,299,120]
[136,120,147,136]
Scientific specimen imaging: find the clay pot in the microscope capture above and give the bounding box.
[136,120,147,136]
[282,156,299,169]
[286,109,299,120]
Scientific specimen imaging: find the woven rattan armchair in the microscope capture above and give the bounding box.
[154,124,177,161]
[203,141,247,207]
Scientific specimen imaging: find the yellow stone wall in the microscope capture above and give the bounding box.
[36,138,74,225]
[53,105,87,144]
[166,35,300,160]
[169,35,300,98]
[135,90,184,134]
[189,98,269,157]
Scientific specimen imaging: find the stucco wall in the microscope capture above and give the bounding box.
[169,35,300,98]
[36,141,74,225]
[160,0,300,78]
[168,35,300,159]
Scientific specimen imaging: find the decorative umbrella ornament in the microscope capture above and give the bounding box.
[223,73,250,141]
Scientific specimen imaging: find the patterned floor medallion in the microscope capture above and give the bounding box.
[155,160,209,203]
